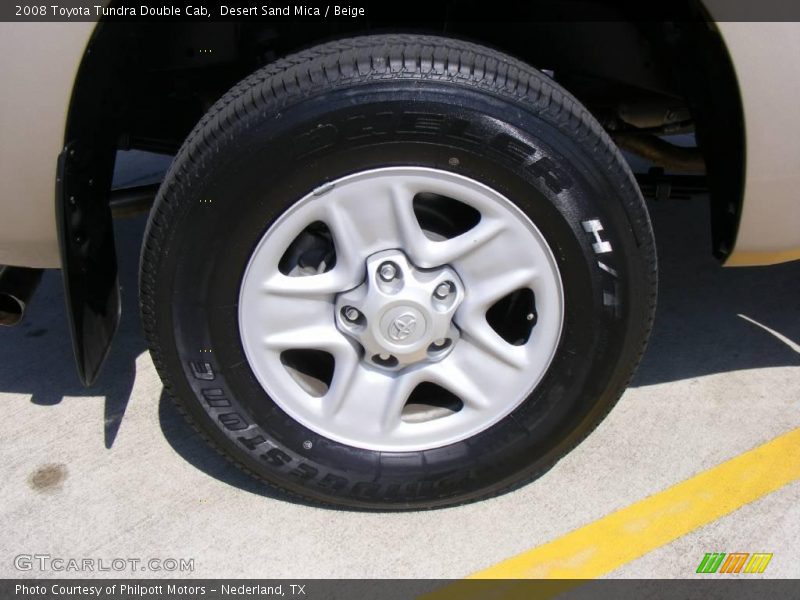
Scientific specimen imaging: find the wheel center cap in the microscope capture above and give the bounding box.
[335,249,464,370]
[381,306,427,345]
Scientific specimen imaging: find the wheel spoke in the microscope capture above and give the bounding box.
[324,360,417,435]
[263,323,350,352]
[262,267,358,298]
[459,266,539,315]
[450,226,536,284]
[457,318,529,370]
[258,296,345,352]
[322,179,423,262]
[419,360,492,411]
[389,182,431,256]
[425,217,508,267]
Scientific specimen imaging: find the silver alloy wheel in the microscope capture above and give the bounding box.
[239,167,564,451]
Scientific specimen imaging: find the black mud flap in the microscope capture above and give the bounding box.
[56,140,120,386]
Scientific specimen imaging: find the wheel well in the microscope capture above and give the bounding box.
[65,2,744,259]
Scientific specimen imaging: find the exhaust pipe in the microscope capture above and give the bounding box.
[612,132,706,174]
[0,266,43,326]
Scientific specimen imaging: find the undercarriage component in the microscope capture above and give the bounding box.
[0,266,43,326]
[613,132,705,173]
[109,183,159,219]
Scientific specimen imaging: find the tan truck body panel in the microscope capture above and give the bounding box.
[0,19,798,268]
[0,22,96,268]
[714,22,800,266]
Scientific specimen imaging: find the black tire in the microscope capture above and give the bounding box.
[140,34,657,510]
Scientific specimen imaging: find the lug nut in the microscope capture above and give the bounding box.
[434,282,453,300]
[378,262,398,282]
[343,306,360,322]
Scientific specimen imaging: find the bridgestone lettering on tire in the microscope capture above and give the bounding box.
[140,34,657,509]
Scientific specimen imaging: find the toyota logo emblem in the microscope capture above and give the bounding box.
[388,313,417,341]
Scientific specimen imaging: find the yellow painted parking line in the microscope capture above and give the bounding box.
[468,426,800,579]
